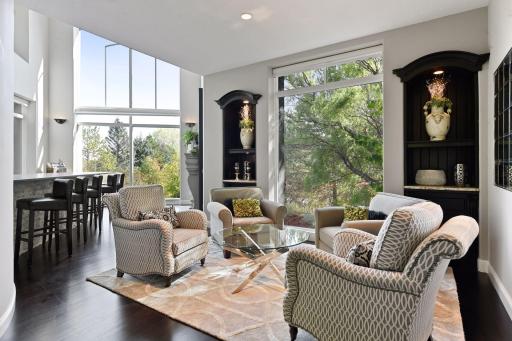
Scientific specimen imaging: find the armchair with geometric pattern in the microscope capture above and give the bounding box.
[284,210,479,341]
[103,185,208,287]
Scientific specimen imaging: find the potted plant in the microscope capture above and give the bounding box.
[423,75,453,141]
[184,130,199,154]
[239,103,254,149]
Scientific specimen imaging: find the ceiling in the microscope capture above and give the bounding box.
[19,0,488,75]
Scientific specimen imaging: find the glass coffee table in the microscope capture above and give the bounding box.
[212,224,310,294]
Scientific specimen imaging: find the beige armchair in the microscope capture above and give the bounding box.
[284,209,479,341]
[316,192,425,252]
[103,185,208,286]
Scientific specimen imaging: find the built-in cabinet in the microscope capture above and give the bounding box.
[215,90,261,187]
[394,51,489,276]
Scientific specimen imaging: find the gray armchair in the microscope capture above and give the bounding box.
[284,214,479,341]
[103,185,208,286]
[207,187,287,236]
[316,192,425,252]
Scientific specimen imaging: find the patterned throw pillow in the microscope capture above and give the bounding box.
[138,206,180,227]
[344,206,369,221]
[232,198,263,218]
[370,202,443,272]
[346,240,375,267]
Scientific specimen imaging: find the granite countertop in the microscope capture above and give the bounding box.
[13,171,109,183]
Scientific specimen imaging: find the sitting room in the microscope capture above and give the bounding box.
[0,0,511,340]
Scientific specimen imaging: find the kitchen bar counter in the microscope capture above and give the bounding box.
[14,171,108,182]
[13,171,109,255]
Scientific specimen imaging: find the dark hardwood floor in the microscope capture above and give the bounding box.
[3,211,512,341]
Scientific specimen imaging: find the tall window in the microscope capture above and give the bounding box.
[75,31,181,198]
[274,46,384,227]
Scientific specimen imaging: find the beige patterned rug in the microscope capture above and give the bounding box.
[87,244,464,341]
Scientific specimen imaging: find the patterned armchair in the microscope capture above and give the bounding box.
[103,185,208,286]
[284,210,479,341]
[207,187,287,235]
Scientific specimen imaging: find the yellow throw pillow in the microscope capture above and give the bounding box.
[344,206,369,221]
[232,198,263,218]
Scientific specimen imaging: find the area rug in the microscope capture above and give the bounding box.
[87,244,464,341]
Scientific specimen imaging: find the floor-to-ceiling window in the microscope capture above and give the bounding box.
[274,46,384,227]
[74,31,181,198]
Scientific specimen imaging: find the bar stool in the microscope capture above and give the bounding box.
[102,174,120,195]
[44,177,89,242]
[15,179,74,266]
[116,173,125,190]
[87,175,103,230]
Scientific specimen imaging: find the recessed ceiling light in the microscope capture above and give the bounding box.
[241,13,252,20]
[433,70,444,75]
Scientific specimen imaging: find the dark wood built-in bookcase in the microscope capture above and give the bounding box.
[494,47,512,190]
[394,51,489,276]
[216,90,261,187]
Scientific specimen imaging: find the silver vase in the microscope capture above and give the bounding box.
[454,164,466,187]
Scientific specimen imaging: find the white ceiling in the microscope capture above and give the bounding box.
[19,0,488,75]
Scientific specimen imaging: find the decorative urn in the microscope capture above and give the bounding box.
[423,74,453,141]
[239,103,254,149]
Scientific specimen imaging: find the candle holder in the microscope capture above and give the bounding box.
[234,162,240,181]
[243,161,251,181]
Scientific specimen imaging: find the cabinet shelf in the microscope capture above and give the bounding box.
[404,185,479,192]
[227,148,255,155]
[406,140,475,148]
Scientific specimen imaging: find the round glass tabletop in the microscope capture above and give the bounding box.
[212,224,311,253]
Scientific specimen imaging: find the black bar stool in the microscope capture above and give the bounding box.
[102,174,120,195]
[15,179,74,266]
[116,173,125,190]
[87,175,103,231]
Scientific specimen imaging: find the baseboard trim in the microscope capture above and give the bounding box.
[0,283,16,338]
[487,264,512,321]
[477,259,489,273]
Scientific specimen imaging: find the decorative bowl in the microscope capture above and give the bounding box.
[415,169,446,186]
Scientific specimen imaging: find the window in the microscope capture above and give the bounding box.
[274,46,384,227]
[74,31,181,198]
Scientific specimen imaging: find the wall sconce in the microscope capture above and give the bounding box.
[54,118,67,124]
[185,121,196,128]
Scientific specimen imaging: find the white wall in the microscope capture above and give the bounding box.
[203,8,488,207]
[486,0,512,319]
[48,18,74,167]
[14,9,49,173]
[0,0,16,336]
[180,69,201,202]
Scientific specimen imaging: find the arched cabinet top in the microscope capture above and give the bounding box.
[215,90,262,109]
[393,51,489,82]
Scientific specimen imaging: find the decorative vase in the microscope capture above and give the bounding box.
[454,164,466,187]
[240,128,254,149]
[415,169,446,186]
[425,105,450,141]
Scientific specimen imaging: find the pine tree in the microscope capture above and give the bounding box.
[106,118,130,170]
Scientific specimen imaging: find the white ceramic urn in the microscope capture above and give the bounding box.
[425,105,450,141]
[240,128,254,149]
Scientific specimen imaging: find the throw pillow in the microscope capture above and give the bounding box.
[370,202,443,272]
[138,206,180,227]
[346,240,375,267]
[223,199,234,213]
[344,206,368,221]
[232,198,263,218]
[368,210,388,220]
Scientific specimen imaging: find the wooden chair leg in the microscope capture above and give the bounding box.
[223,250,232,259]
[48,211,54,251]
[27,209,35,267]
[55,211,60,253]
[82,202,88,243]
[66,208,73,256]
[76,203,81,241]
[165,276,173,287]
[200,258,205,266]
[43,210,49,247]
[116,271,124,278]
[98,198,103,231]
[289,325,298,341]
[14,207,23,265]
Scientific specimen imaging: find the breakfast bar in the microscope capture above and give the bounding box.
[13,172,107,254]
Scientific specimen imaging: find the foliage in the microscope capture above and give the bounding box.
[183,130,199,155]
[281,57,383,226]
[424,97,453,112]
[81,123,180,198]
[239,103,255,129]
